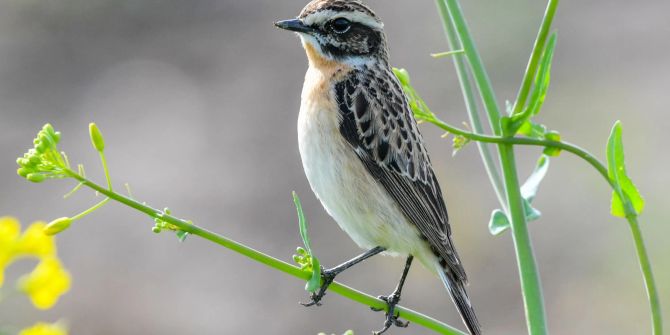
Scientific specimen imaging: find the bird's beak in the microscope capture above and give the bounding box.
[274,19,314,34]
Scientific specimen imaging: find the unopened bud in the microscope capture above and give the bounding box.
[393,68,411,86]
[89,123,105,152]
[17,168,30,178]
[26,173,46,183]
[44,217,72,235]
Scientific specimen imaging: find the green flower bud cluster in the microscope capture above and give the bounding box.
[293,246,314,272]
[152,208,175,233]
[152,208,191,242]
[16,124,69,183]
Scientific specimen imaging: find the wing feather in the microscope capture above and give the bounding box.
[335,66,466,281]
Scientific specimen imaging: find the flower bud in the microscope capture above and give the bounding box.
[89,123,105,152]
[17,168,31,178]
[26,173,46,183]
[44,217,72,236]
[35,141,48,153]
[43,123,55,136]
[393,68,411,86]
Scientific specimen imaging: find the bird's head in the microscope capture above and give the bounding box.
[275,0,388,67]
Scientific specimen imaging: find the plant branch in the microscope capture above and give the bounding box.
[498,144,547,335]
[440,0,502,134]
[438,0,549,333]
[434,0,507,211]
[425,106,663,335]
[424,117,609,183]
[62,169,466,335]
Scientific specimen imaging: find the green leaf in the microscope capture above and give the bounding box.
[521,155,550,202]
[523,198,542,222]
[489,209,510,235]
[508,33,558,135]
[606,122,645,218]
[525,33,557,118]
[176,230,189,242]
[392,68,435,120]
[392,68,410,86]
[293,192,322,293]
[493,156,549,235]
[517,120,548,140]
[293,191,312,253]
[305,256,322,293]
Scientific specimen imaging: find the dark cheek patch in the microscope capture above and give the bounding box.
[322,24,382,58]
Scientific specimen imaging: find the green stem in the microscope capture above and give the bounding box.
[435,0,507,211]
[499,145,548,334]
[628,217,663,335]
[71,198,110,222]
[431,50,465,58]
[424,117,609,183]
[99,152,113,191]
[63,168,465,335]
[439,1,549,333]
[428,117,664,334]
[512,0,560,116]
[442,0,502,134]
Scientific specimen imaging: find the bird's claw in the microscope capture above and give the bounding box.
[300,268,335,307]
[371,293,409,334]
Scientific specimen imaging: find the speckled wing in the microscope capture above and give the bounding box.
[335,66,467,282]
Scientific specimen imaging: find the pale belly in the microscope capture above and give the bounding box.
[297,79,435,264]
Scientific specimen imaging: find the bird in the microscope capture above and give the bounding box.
[275,1,481,334]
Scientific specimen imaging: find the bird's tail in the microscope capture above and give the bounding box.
[437,265,482,335]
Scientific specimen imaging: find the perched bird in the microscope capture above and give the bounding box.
[275,1,481,334]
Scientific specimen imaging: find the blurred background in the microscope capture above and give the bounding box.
[0,0,668,334]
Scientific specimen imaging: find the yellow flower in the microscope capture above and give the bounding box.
[18,257,71,310]
[1,217,58,287]
[0,216,22,286]
[16,222,55,257]
[19,322,68,335]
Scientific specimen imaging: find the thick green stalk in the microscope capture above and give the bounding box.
[64,169,465,335]
[498,145,547,334]
[434,0,507,211]
[441,0,502,134]
[438,1,549,333]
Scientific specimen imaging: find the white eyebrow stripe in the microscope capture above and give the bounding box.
[303,9,384,30]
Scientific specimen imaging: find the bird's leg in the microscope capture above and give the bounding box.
[371,255,414,335]
[302,246,385,307]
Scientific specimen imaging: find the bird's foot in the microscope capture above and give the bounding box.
[370,293,409,334]
[300,267,336,307]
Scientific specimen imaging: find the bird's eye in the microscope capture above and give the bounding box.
[330,18,351,34]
